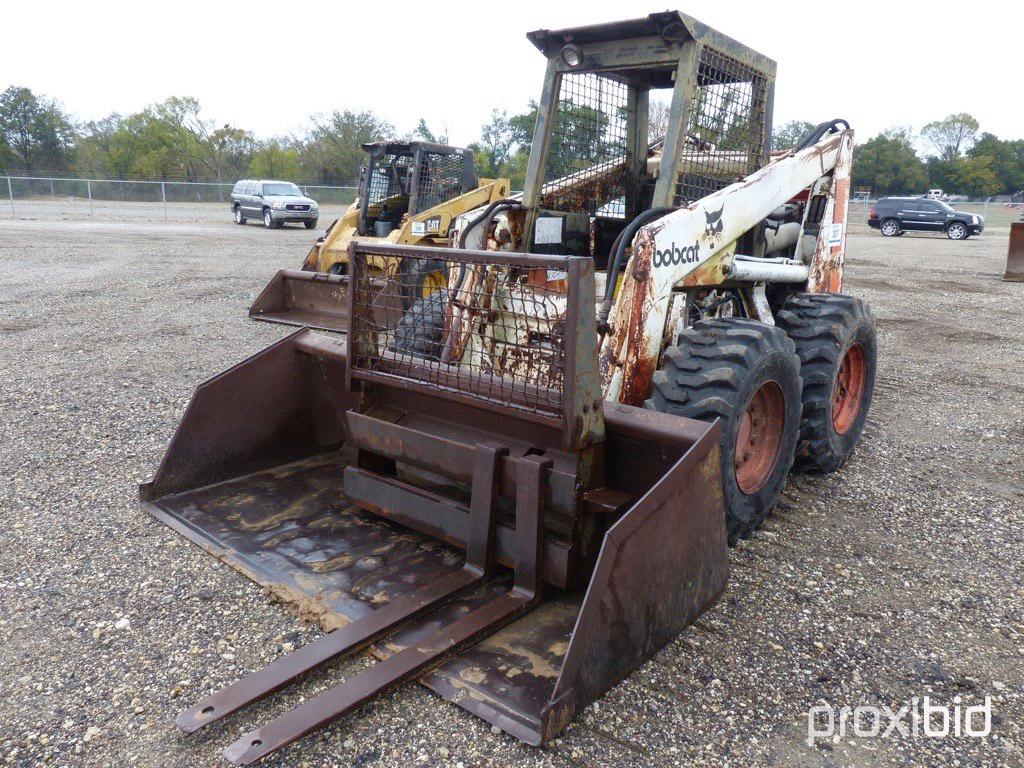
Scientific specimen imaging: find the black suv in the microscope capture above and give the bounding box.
[868,197,983,240]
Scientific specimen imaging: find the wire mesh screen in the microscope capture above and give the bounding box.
[366,152,413,208]
[675,47,770,205]
[542,73,629,219]
[350,248,576,419]
[413,151,472,215]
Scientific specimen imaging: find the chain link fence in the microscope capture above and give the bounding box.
[4,175,1021,230]
[1,175,358,224]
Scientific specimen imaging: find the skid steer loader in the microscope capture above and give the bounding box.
[141,11,876,765]
[249,140,511,331]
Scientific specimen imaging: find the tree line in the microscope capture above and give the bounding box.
[0,85,537,188]
[2,85,1022,199]
[774,114,1024,198]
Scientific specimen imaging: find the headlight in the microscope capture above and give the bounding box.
[310,203,318,210]
[561,44,583,67]
[271,202,286,210]
[972,215,979,224]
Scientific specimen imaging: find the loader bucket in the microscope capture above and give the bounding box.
[248,269,351,332]
[141,244,728,764]
[1006,222,1024,282]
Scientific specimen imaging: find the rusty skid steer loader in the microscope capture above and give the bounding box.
[141,11,876,765]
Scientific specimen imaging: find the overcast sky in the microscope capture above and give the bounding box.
[2,0,1021,149]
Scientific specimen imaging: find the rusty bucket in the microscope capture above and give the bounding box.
[1005,222,1024,282]
[141,245,729,764]
[248,269,351,332]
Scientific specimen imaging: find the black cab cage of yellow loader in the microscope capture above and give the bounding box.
[140,241,728,764]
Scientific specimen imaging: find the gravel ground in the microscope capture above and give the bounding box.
[1,213,1022,768]
[1,199,352,226]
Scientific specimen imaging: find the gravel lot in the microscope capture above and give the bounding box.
[1,211,1022,767]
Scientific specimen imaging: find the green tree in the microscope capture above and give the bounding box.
[958,155,1001,197]
[852,128,927,196]
[249,139,302,180]
[127,106,197,180]
[0,132,15,172]
[75,98,253,187]
[412,118,449,145]
[75,114,137,178]
[474,110,517,178]
[159,96,254,184]
[299,110,394,184]
[967,133,1024,195]
[76,98,206,181]
[470,105,537,186]
[0,86,76,175]
[926,155,1001,198]
[921,113,979,161]
[772,120,816,151]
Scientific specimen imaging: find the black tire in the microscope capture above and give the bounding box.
[645,318,802,544]
[946,221,968,240]
[263,209,275,229]
[305,220,318,230]
[879,218,900,237]
[776,293,877,473]
[390,290,448,361]
[399,257,448,310]
[233,205,246,225]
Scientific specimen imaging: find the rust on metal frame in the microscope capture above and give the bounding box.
[808,130,854,293]
[248,269,351,333]
[599,227,660,407]
[1005,222,1024,282]
[347,241,603,452]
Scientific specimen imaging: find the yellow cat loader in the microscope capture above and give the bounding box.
[249,140,511,331]
[141,11,875,765]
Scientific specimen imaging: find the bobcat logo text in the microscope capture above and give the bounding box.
[653,240,702,267]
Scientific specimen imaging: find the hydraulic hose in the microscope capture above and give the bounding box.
[453,198,522,297]
[457,198,521,249]
[599,207,676,324]
[793,119,851,152]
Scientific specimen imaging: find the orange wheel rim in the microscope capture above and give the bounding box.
[832,343,866,435]
[735,381,786,494]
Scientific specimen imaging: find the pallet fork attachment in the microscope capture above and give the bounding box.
[222,455,550,765]
[176,443,508,735]
[142,232,728,763]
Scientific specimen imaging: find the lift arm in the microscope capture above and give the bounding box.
[600,128,855,406]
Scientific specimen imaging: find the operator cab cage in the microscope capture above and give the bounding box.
[520,11,776,254]
[358,140,477,236]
